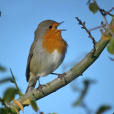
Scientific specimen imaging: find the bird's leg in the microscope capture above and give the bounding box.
[51,72,68,84]
[51,72,61,78]
[51,72,65,78]
[37,76,46,94]
[37,76,42,87]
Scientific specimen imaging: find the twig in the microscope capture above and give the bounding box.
[76,17,97,57]
[10,68,23,96]
[87,0,91,4]
[81,102,92,114]
[101,21,106,30]
[109,57,114,61]
[106,7,114,13]
[10,68,19,90]
[99,8,114,38]
[100,8,114,17]
[89,24,106,31]
[93,0,114,38]
[0,77,13,84]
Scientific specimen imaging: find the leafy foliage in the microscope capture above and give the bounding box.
[96,105,111,114]
[0,108,8,114]
[30,99,39,112]
[3,88,18,104]
[107,38,114,54]
[89,2,98,14]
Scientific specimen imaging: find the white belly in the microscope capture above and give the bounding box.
[30,49,65,78]
[38,49,65,77]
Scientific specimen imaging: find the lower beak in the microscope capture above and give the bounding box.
[58,21,66,31]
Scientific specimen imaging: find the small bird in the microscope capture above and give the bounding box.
[25,20,67,93]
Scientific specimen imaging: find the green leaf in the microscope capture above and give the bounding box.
[89,2,98,14]
[3,88,18,103]
[0,108,8,114]
[107,38,114,54]
[96,105,111,114]
[30,99,38,112]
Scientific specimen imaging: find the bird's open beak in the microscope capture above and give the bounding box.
[58,21,66,31]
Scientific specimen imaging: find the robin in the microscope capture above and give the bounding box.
[25,20,68,93]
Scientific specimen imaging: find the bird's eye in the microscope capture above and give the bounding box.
[49,26,52,29]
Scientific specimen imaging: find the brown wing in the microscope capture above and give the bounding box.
[26,39,37,82]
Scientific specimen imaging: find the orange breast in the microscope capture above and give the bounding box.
[42,29,67,54]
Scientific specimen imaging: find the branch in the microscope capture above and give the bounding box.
[9,17,114,111]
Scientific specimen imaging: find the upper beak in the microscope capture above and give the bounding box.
[59,21,64,25]
[58,21,66,31]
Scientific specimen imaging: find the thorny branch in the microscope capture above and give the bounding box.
[75,17,96,57]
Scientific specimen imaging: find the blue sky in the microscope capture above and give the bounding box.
[0,0,114,114]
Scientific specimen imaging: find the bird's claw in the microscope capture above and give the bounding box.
[58,73,67,84]
[37,84,46,95]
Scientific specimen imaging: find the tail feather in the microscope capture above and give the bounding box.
[25,81,37,93]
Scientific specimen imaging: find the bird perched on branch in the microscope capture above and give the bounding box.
[25,20,67,93]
